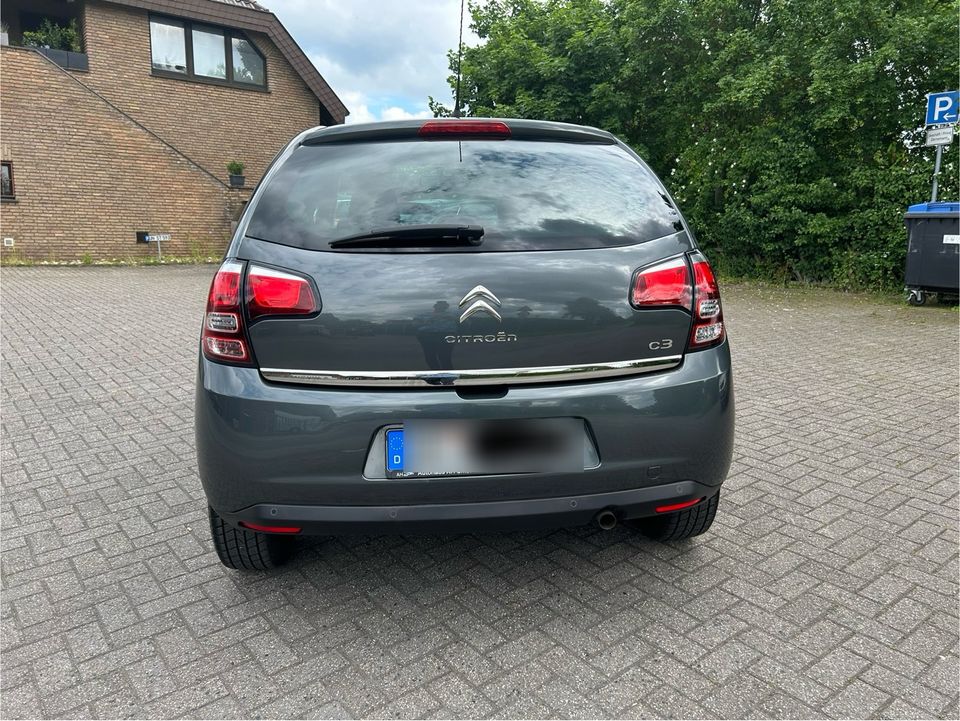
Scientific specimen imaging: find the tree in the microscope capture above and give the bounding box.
[434,0,960,290]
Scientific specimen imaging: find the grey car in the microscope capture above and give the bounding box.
[196,119,734,570]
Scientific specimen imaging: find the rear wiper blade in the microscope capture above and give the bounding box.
[329,224,484,249]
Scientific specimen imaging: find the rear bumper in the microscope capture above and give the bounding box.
[196,341,734,523]
[222,481,721,535]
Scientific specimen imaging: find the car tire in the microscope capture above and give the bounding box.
[208,507,295,570]
[633,492,720,541]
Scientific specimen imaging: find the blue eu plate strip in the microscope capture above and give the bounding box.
[386,429,404,471]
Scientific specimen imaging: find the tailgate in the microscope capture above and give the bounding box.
[239,233,694,384]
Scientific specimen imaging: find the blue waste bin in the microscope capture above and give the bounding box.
[904,201,959,305]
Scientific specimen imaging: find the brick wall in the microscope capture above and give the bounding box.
[0,47,240,260]
[0,0,330,260]
[81,0,321,186]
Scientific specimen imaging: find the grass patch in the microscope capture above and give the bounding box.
[715,273,904,303]
[1,255,222,267]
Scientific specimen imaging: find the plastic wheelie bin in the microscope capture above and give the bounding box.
[904,201,960,305]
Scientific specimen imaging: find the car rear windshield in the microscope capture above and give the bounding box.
[245,139,685,251]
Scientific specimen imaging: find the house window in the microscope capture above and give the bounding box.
[192,26,227,79]
[150,18,187,74]
[231,37,265,85]
[149,15,266,89]
[1,163,14,200]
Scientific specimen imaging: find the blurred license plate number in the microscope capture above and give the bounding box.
[385,419,581,478]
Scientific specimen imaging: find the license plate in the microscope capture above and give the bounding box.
[384,419,582,478]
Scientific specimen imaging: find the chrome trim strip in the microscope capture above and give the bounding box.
[260,355,683,388]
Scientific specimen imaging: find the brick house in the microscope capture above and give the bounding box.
[0,0,347,260]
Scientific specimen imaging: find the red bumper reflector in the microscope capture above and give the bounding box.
[655,497,704,513]
[239,521,301,534]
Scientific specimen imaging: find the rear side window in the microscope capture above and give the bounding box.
[246,139,684,251]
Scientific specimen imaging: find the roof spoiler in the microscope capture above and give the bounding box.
[301,119,617,146]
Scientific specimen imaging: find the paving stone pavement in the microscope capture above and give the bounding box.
[1,266,957,720]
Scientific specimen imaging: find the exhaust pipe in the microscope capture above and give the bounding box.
[595,509,618,531]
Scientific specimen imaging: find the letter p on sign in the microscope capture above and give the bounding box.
[926,91,959,126]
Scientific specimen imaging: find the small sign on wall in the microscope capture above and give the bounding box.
[136,231,170,260]
[136,232,172,244]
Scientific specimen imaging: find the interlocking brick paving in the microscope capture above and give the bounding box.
[2,266,957,719]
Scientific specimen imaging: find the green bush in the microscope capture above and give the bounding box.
[22,18,81,53]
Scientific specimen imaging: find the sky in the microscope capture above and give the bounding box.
[265,0,479,123]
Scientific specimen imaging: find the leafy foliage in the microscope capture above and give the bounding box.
[434,0,959,289]
[22,18,81,53]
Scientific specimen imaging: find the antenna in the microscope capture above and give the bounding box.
[453,0,465,118]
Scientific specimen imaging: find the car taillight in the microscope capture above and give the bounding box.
[689,251,725,349]
[201,262,319,365]
[419,120,511,139]
[246,265,318,320]
[202,260,249,363]
[630,253,725,351]
[631,257,692,310]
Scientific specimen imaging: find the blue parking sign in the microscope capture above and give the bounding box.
[926,91,959,126]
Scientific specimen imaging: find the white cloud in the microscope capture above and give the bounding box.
[342,101,431,124]
[380,106,433,121]
[344,103,377,124]
[338,90,376,123]
[337,90,431,124]
[267,0,478,121]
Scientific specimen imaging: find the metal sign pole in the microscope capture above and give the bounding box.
[930,143,943,202]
